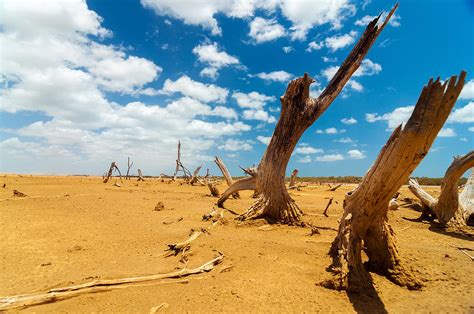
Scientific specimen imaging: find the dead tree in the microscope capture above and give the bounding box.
[172,141,192,181]
[323,198,334,217]
[214,156,240,199]
[408,152,474,228]
[219,6,398,224]
[137,169,145,181]
[217,167,257,208]
[323,72,466,292]
[288,169,299,189]
[126,157,133,180]
[206,179,220,197]
[189,165,204,186]
[103,162,122,183]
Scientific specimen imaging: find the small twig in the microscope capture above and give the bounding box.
[459,249,474,261]
[322,197,333,217]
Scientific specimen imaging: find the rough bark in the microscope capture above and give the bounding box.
[217,176,256,208]
[214,156,240,199]
[207,181,220,197]
[226,6,399,224]
[126,157,133,180]
[408,152,474,228]
[103,162,122,183]
[323,72,466,291]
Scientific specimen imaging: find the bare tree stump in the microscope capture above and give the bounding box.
[408,152,474,228]
[207,180,220,197]
[215,156,240,199]
[323,72,466,292]
[223,7,398,224]
[103,162,122,183]
[126,157,133,180]
[172,141,192,181]
[288,169,300,190]
[137,169,145,181]
[189,165,204,186]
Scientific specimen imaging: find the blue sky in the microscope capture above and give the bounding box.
[0,0,473,176]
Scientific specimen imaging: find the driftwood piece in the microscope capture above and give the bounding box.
[137,169,145,181]
[215,156,240,199]
[0,255,223,310]
[323,72,466,292]
[323,198,334,217]
[408,154,474,228]
[126,157,133,180]
[165,230,203,256]
[327,183,343,192]
[103,162,122,183]
[220,6,397,224]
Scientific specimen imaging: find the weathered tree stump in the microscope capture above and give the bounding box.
[126,157,133,180]
[323,72,466,291]
[408,152,474,228]
[103,162,122,183]
[137,169,145,181]
[214,156,240,199]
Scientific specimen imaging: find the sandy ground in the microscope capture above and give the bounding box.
[0,175,473,313]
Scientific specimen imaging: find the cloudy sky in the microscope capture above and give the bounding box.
[0,0,473,176]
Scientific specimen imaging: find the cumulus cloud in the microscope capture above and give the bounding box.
[249,17,285,43]
[255,70,293,83]
[321,59,381,93]
[257,135,271,145]
[460,80,474,99]
[297,156,312,163]
[469,127,474,132]
[306,41,323,52]
[322,56,337,63]
[315,154,345,162]
[438,128,456,137]
[324,31,357,52]
[282,46,294,53]
[243,109,276,123]
[334,137,355,143]
[347,149,365,159]
[232,91,275,109]
[355,13,401,27]
[141,0,355,41]
[341,117,357,124]
[365,106,415,130]
[448,102,474,123]
[295,144,323,154]
[218,139,253,151]
[192,42,240,79]
[160,75,228,103]
[316,127,346,134]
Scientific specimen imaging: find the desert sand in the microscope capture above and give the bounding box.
[0,175,472,312]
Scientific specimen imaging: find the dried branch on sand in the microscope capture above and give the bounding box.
[327,183,343,192]
[103,162,122,183]
[408,153,474,228]
[215,156,240,199]
[323,72,466,292]
[0,255,223,310]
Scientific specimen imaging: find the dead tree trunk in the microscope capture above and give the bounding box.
[214,157,240,199]
[327,183,343,192]
[126,157,133,180]
[137,169,145,181]
[103,162,122,183]
[189,165,204,185]
[224,6,399,224]
[323,73,466,291]
[408,152,474,228]
[172,141,191,181]
[288,169,299,189]
[206,179,220,197]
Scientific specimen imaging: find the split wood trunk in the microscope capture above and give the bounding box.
[214,156,240,199]
[289,169,299,188]
[324,72,466,292]
[408,152,474,228]
[103,162,121,183]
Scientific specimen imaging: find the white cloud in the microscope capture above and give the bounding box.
[347,149,365,159]
[257,135,271,145]
[192,42,240,78]
[315,154,345,162]
[297,156,312,163]
[232,91,275,109]
[141,0,355,41]
[255,70,293,83]
[448,102,474,123]
[243,109,276,123]
[460,80,474,100]
[322,56,337,63]
[160,75,228,103]
[321,59,380,93]
[438,128,456,137]
[218,139,253,151]
[469,127,474,132]
[460,137,468,142]
[316,127,346,134]
[347,80,363,92]
[353,59,382,77]
[306,41,323,52]
[355,13,401,27]
[282,46,294,53]
[295,144,323,154]
[366,105,415,130]
[324,31,357,52]
[341,117,357,124]
[321,66,339,81]
[334,137,354,143]
[249,17,285,43]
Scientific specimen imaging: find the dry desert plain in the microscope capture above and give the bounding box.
[0,175,473,312]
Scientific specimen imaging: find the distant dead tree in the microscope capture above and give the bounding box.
[214,156,240,199]
[408,152,474,228]
[126,157,133,180]
[189,165,205,186]
[173,141,191,181]
[288,169,299,189]
[137,169,145,181]
[103,162,122,183]
[217,6,398,224]
[323,73,466,292]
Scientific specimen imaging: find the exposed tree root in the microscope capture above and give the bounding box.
[0,255,223,310]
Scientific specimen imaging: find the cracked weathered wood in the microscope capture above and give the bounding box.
[323,72,466,292]
[214,156,240,199]
[408,152,474,228]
